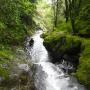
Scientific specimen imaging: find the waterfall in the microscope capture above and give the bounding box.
[26,30,85,90]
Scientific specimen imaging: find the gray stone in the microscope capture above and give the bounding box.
[18,64,29,72]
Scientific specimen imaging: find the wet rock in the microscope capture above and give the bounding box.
[16,49,25,55]
[29,38,34,46]
[1,64,8,69]
[18,64,29,72]
[9,74,19,80]
[11,87,16,90]
[0,77,4,84]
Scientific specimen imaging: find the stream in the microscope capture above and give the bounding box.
[26,30,85,90]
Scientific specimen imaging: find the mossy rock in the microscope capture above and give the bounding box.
[76,39,90,90]
[43,31,82,67]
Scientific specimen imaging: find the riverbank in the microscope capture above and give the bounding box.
[42,30,90,89]
[0,43,36,90]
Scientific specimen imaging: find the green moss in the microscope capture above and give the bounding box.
[0,45,15,79]
[76,39,90,89]
[43,30,81,52]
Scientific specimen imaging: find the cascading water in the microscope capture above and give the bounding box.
[26,30,85,90]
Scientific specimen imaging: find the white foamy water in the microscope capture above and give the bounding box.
[27,30,85,90]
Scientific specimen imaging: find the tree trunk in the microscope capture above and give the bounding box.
[52,0,56,30]
[54,0,59,27]
[68,0,75,34]
[65,0,69,22]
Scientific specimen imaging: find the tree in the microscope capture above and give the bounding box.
[64,0,82,34]
[52,0,63,29]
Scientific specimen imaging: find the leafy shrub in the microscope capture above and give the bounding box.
[0,0,36,45]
